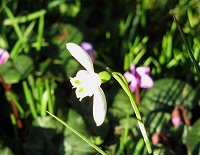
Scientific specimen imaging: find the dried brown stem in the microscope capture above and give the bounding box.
[177,105,191,126]
[0,77,22,129]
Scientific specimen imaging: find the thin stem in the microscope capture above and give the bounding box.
[4,10,46,25]
[0,77,22,128]
[10,114,19,154]
[22,81,38,119]
[4,7,23,40]
[110,71,152,154]
[177,105,191,126]
[135,86,140,105]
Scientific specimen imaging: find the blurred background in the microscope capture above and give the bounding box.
[0,0,200,154]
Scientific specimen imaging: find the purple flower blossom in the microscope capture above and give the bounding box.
[124,64,153,92]
[80,42,94,61]
[0,48,9,65]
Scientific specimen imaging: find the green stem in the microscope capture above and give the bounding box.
[10,113,19,154]
[4,7,23,40]
[110,70,152,154]
[47,111,108,155]
[22,81,38,119]
[4,9,46,25]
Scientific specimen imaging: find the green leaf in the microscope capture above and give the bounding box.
[48,0,80,18]
[0,55,33,84]
[60,110,96,154]
[186,119,200,155]
[0,64,21,84]
[13,55,34,79]
[110,88,134,119]
[153,148,176,155]
[23,116,63,155]
[46,23,82,78]
[140,78,197,115]
[145,112,171,133]
[50,23,83,46]
[64,58,80,77]
[0,143,14,155]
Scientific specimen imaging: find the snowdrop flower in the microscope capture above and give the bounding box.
[66,43,107,126]
[0,48,9,65]
[124,64,153,92]
[80,42,94,62]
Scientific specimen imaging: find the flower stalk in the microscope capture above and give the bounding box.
[0,77,22,129]
[107,68,152,154]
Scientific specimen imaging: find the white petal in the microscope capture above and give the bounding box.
[124,71,135,83]
[139,75,153,88]
[66,43,94,73]
[93,87,107,126]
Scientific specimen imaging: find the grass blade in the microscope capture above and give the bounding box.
[170,11,200,80]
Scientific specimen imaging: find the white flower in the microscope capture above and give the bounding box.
[66,43,107,126]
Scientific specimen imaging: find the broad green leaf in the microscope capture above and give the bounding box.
[13,55,33,78]
[0,55,33,84]
[50,23,83,46]
[58,110,96,155]
[145,112,171,133]
[110,88,134,119]
[140,78,198,115]
[186,119,200,155]
[23,116,63,155]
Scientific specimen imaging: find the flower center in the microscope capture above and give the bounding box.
[70,70,101,101]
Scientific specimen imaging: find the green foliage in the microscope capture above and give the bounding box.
[186,119,200,155]
[22,75,56,118]
[140,78,197,113]
[0,55,33,84]
[139,78,199,154]
[0,0,200,154]
[110,88,133,118]
[0,143,13,155]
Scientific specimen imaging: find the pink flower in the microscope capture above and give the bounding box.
[152,132,161,145]
[152,132,169,146]
[171,106,182,126]
[124,64,153,92]
[0,48,10,65]
[80,42,94,62]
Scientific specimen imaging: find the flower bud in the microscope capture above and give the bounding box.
[171,106,182,126]
[152,132,160,145]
